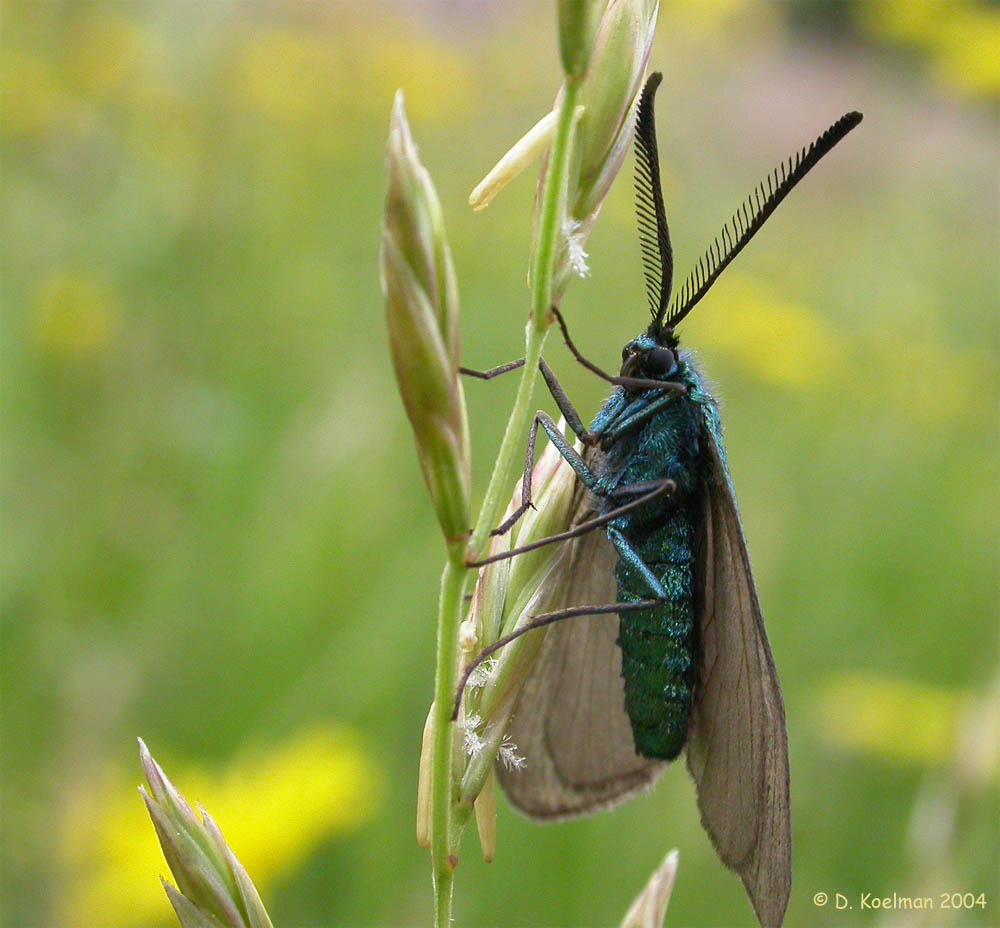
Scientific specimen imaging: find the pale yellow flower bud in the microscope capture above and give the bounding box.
[473,767,497,863]
[469,108,582,212]
[416,706,435,849]
[470,0,657,282]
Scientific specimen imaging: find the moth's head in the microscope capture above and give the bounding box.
[619,328,680,382]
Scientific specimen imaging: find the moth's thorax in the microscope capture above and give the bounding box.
[587,356,706,517]
[592,353,710,440]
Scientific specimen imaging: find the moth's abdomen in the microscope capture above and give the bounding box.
[615,510,696,760]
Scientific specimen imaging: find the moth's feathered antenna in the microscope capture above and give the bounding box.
[667,110,863,329]
[634,72,672,334]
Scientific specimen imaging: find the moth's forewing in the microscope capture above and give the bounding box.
[688,427,791,928]
[497,448,666,820]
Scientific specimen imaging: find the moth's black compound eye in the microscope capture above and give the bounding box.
[644,347,678,379]
[622,345,632,363]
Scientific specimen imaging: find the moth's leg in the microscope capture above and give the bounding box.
[607,526,667,599]
[538,358,598,444]
[462,307,680,411]
[468,476,676,567]
[463,357,598,540]
[602,388,684,442]
[607,478,673,501]
[451,597,663,720]
[459,359,526,379]
[550,305,687,393]
[463,355,597,445]
[490,410,599,538]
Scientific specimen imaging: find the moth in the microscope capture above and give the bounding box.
[460,72,861,928]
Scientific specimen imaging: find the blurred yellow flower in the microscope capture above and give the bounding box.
[931,7,1000,100]
[64,11,161,98]
[235,27,345,124]
[859,0,1000,101]
[57,725,381,928]
[814,671,969,770]
[690,271,987,421]
[32,271,120,358]
[362,29,473,122]
[0,47,61,137]
[690,274,848,387]
[664,0,761,37]
[878,332,983,424]
[233,20,472,130]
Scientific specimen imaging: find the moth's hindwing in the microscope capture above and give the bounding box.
[688,426,791,928]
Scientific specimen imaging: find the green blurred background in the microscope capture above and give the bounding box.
[2,1,998,926]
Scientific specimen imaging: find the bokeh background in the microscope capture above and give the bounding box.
[2,1,998,926]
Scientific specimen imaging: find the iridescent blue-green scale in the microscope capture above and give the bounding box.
[591,363,705,761]
[614,508,696,759]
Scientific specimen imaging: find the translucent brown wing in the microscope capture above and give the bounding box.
[497,450,666,820]
[687,430,791,927]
